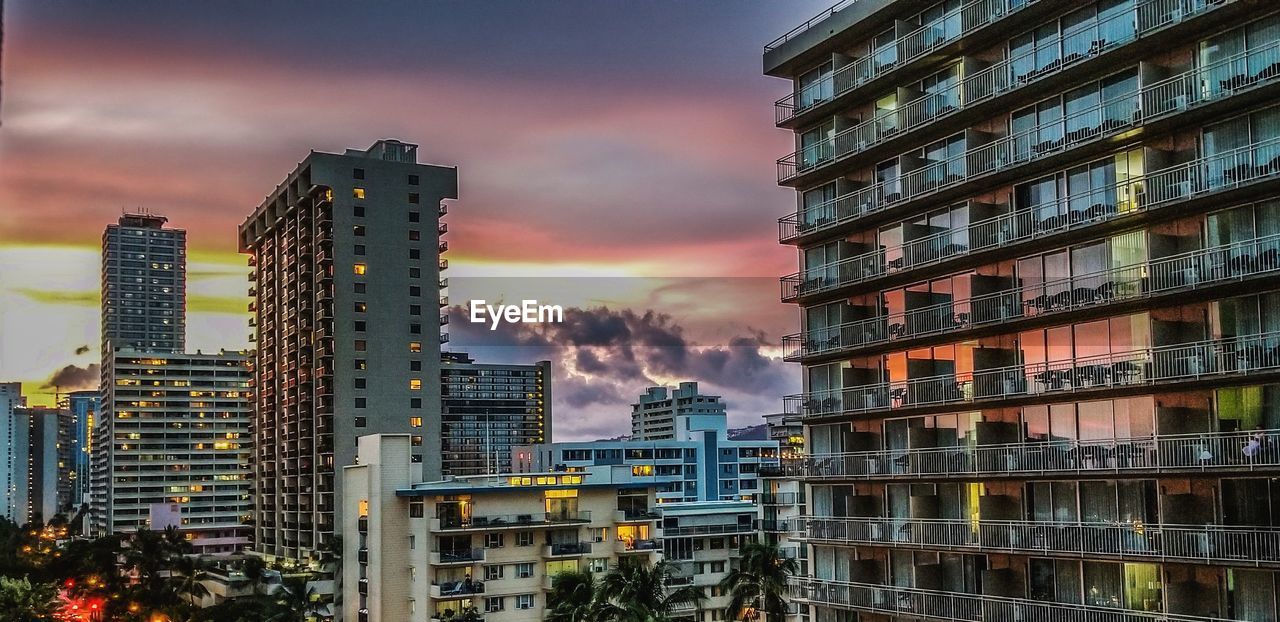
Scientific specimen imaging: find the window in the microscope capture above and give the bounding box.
[411,398,422,408]
[354,359,367,370]
[409,211,420,223]
[353,264,367,275]
[410,286,422,297]
[354,377,367,389]
[410,379,422,390]
[412,436,423,446]
[354,302,367,312]
[353,168,365,180]
[354,283,366,294]
[354,340,367,351]
[353,188,366,199]
[409,193,420,204]
[485,565,504,581]
[354,397,366,408]
[355,320,367,332]
[516,594,534,610]
[408,174,420,185]
[485,533,504,548]
[409,341,422,353]
[410,323,422,334]
[354,417,366,428]
[409,230,420,241]
[353,225,366,236]
[517,562,534,578]
[410,417,423,427]
[410,304,422,315]
[485,597,504,613]
[353,205,365,217]
[410,360,422,371]
[517,531,534,547]
[354,244,366,256]
[409,248,420,259]
[409,501,424,517]
[409,267,421,278]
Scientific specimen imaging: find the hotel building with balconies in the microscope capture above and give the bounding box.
[239,139,457,562]
[766,0,1280,620]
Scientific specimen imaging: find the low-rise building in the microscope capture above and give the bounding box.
[659,500,760,621]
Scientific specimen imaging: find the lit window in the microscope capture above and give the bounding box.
[353,263,367,275]
[358,499,369,517]
[410,379,422,390]
[410,417,423,428]
[353,188,366,199]
[409,342,422,353]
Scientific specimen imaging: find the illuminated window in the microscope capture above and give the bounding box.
[358,499,369,517]
[410,379,422,390]
[409,342,422,353]
[353,188,366,199]
[412,436,423,446]
[632,465,654,476]
[353,264,367,275]
[410,417,423,428]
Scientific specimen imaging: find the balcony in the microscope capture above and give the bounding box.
[795,515,1280,566]
[430,580,485,599]
[662,523,757,537]
[439,241,449,253]
[776,0,1038,125]
[616,509,661,522]
[616,539,662,555]
[779,27,1280,240]
[430,548,485,565]
[784,231,1280,361]
[791,578,1230,622]
[763,0,859,53]
[786,330,1280,419]
[545,541,592,557]
[788,428,1280,480]
[433,511,591,531]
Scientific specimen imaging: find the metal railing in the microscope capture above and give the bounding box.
[662,523,758,537]
[784,231,1280,360]
[786,330,1280,418]
[782,130,1280,302]
[436,510,591,530]
[779,0,1235,171]
[788,428,1280,479]
[777,0,1028,124]
[794,515,1280,565]
[779,0,1245,234]
[764,0,862,52]
[791,577,1240,622]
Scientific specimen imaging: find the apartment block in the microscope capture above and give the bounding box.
[632,382,728,440]
[767,0,1280,620]
[100,212,185,355]
[91,350,252,553]
[66,390,98,508]
[0,383,64,524]
[659,500,761,622]
[440,352,550,476]
[239,139,457,561]
[342,434,662,622]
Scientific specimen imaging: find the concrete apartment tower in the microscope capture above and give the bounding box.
[240,139,457,561]
[440,352,551,476]
[100,212,186,355]
[630,381,727,441]
[767,1,1280,619]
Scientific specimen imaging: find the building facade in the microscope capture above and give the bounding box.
[632,382,729,441]
[66,390,98,507]
[91,350,252,553]
[440,352,550,476]
[0,384,65,524]
[239,139,458,561]
[342,434,663,622]
[17,405,71,522]
[767,1,1280,620]
[100,212,186,355]
[659,500,761,622]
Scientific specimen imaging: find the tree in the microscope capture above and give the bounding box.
[0,576,57,621]
[546,569,598,622]
[593,560,704,622]
[274,575,322,622]
[170,555,212,607]
[719,542,799,621]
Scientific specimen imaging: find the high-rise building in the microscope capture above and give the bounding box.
[0,382,25,521]
[767,1,1280,619]
[440,352,550,476]
[100,212,186,355]
[630,382,727,441]
[65,390,98,508]
[240,139,457,561]
[91,350,252,554]
[16,404,67,523]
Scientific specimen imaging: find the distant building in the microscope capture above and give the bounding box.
[91,350,252,553]
[0,382,25,522]
[239,139,458,561]
[100,212,186,355]
[0,384,65,524]
[343,434,662,622]
[631,382,726,441]
[65,391,98,507]
[658,500,760,620]
[440,352,550,476]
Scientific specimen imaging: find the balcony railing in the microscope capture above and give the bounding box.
[795,515,1280,565]
[780,0,1255,236]
[778,0,1237,175]
[788,428,1280,480]
[777,0,1032,124]
[546,541,592,556]
[784,231,1280,360]
[662,523,758,537]
[791,578,1237,622]
[764,0,862,53]
[436,511,591,530]
[783,131,1280,303]
[786,330,1280,418]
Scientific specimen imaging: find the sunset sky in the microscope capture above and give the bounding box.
[0,0,827,439]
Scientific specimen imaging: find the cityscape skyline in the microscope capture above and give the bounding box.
[0,0,831,438]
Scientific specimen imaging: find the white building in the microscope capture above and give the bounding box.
[631,382,727,441]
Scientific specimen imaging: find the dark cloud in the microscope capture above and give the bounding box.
[75,345,91,355]
[45,364,99,391]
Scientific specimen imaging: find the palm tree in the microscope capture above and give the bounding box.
[170,555,212,607]
[593,560,704,622]
[719,542,799,621]
[274,575,321,622]
[546,569,598,622]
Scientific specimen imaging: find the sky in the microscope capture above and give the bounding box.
[0,0,829,439]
